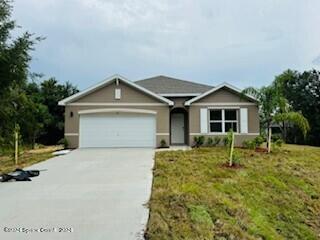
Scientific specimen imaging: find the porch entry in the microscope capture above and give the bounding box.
[170,108,188,145]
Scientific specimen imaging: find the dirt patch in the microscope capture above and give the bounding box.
[221,162,244,169]
[255,147,268,153]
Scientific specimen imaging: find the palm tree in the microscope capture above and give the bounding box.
[243,85,310,153]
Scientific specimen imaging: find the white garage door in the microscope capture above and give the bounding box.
[79,112,156,148]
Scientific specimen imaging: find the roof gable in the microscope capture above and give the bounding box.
[185,82,257,106]
[135,75,213,95]
[58,74,174,106]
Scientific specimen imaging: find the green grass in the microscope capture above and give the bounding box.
[0,145,62,175]
[146,145,320,240]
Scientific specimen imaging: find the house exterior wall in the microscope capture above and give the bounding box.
[76,81,161,103]
[64,81,170,148]
[196,88,249,103]
[62,81,260,148]
[188,88,260,146]
[167,97,192,109]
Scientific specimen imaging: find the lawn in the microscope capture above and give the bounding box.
[0,145,62,175]
[146,145,320,240]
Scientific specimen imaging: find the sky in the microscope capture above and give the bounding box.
[12,0,320,90]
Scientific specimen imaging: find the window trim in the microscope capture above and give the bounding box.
[209,109,239,133]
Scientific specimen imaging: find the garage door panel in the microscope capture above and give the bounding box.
[79,113,156,148]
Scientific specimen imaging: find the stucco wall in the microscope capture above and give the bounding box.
[65,105,169,148]
[196,87,249,103]
[167,97,192,109]
[62,80,260,148]
[189,105,259,134]
[76,81,160,103]
[63,80,170,148]
[188,88,260,147]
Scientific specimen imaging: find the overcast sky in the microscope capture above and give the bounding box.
[12,0,320,89]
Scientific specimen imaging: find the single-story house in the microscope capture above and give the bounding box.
[58,75,259,148]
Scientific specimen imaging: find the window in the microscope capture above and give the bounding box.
[224,109,238,132]
[209,110,223,132]
[209,109,238,133]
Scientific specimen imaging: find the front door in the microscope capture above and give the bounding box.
[171,113,185,144]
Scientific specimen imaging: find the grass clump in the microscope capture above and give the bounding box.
[0,145,61,174]
[188,205,213,225]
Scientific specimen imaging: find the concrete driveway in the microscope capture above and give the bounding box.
[0,148,155,240]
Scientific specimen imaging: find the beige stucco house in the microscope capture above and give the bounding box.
[58,75,259,148]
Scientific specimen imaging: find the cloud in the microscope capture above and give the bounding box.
[312,55,320,65]
[12,0,320,88]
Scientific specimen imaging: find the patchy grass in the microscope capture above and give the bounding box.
[0,145,62,175]
[146,145,320,240]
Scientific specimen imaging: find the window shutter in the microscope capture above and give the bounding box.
[240,108,248,133]
[200,108,208,133]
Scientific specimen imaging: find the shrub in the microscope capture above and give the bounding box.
[193,136,205,148]
[242,136,265,150]
[232,152,241,165]
[58,138,69,149]
[254,136,264,147]
[271,133,282,142]
[160,139,167,148]
[242,140,256,150]
[206,137,213,147]
[274,138,283,147]
[213,136,221,146]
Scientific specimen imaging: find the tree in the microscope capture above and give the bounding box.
[243,84,310,153]
[275,69,320,146]
[0,0,41,149]
[38,78,78,145]
[0,0,78,152]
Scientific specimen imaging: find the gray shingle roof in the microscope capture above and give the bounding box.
[135,75,213,94]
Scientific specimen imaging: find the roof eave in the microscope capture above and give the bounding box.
[159,93,202,97]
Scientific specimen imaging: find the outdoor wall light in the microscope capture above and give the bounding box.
[70,111,73,117]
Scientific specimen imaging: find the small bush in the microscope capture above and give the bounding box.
[254,136,264,147]
[242,136,265,150]
[271,134,282,142]
[206,137,213,147]
[274,138,283,147]
[160,139,167,148]
[232,152,241,165]
[242,140,256,150]
[273,138,283,149]
[58,138,69,149]
[213,136,221,146]
[272,138,284,152]
[193,136,205,148]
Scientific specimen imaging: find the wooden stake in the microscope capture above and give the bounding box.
[14,125,18,165]
[229,131,235,167]
[268,127,272,153]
